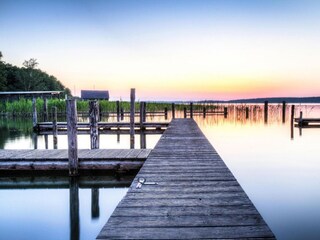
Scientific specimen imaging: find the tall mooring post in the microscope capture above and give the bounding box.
[190,102,193,118]
[52,107,58,149]
[32,97,37,129]
[130,88,135,149]
[264,101,268,124]
[290,105,295,139]
[140,101,145,130]
[89,100,99,149]
[67,99,78,176]
[172,103,175,119]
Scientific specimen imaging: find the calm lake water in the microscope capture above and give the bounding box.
[0,104,320,239]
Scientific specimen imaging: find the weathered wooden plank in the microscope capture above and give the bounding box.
[98,226,275,239]
[97,119,274,239]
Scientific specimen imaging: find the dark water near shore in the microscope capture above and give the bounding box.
[0,104,320,239]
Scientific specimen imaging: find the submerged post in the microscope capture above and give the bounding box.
[264,101,268,123]
[52,107,58,149]
[172,103,175,119]
[43,98,48,122]
[89,100,99,149]
[116,100,120,122]
[130,88,135,149]
[67,99,78,176]
[32,97,37,129]
[282,101,286,123]
[190,102,193,118]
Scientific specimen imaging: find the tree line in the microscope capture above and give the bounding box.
[0,51,71,95]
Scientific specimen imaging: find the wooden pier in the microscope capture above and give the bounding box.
[0,149,150,172]
[97,119,274,239]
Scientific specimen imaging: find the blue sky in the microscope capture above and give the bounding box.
[1,0,320,100]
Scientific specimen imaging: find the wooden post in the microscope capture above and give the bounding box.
[52,107,58,149]
[116,100,120,122]
[130,88,135,149]
[203,107,206,118]
[67,99,78,176]
[32,97,37,129]
[143,102,146,122]
[282,101,286,123]
[183,107,187,118]
[224,107,228,118]
[140,131,146,149]
[89,100,99,149]
[245,107,249,119]
[164,107,168,120]
[43,98,48,122]
[44,135,48,149]
[98,103,102,121]
[264,101,268,123]
[290,105,295,139]
[299,111,303,127]
[139,102,145,130]
[190,102,193,118]
[91,188,100,219]
[117,132,120,143]
[172,103,175,119]
[69,177,79,240]
[120,107,124,121]
[32,133,38,149]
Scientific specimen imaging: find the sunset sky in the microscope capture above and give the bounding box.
[1,0,320,101]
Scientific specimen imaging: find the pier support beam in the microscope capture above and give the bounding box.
[89,100,99,149]
[130,88,135,149]
[67,99,78,176]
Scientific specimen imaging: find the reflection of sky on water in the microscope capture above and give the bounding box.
[0,104,320,239]
[0,188,128,240]
[195,105,320,240]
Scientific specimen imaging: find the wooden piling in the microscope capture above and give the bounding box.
[140,102,145,130]
[89,100,99,149]
[290,105,295,139]
[52,107,58,149]
[32,97,37,129]
[172,103,175,119]
[224,107,228,118]
[120,107,124,121]
[140,131,146,149]
[67,99,78,176]
[142,102,146,122]
[299,111,303,127]
[130,89,135,149]
[245,107,249,119]
[264,101,268,123]
[91,188,100,219]
[183,107,187,118]
[282,101,286,123]
[43,98,48,122]
[203,107,206,118]
[116,100,120,122]
[164,107,168,120]
[190,102,193,118]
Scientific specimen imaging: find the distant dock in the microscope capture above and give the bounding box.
[97,119,274,239]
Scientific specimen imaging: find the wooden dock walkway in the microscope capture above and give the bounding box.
[0,149,150,171]
[97,119,275,239]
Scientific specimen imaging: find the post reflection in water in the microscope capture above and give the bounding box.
[69,177,80,240]
[91,188,100,219]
